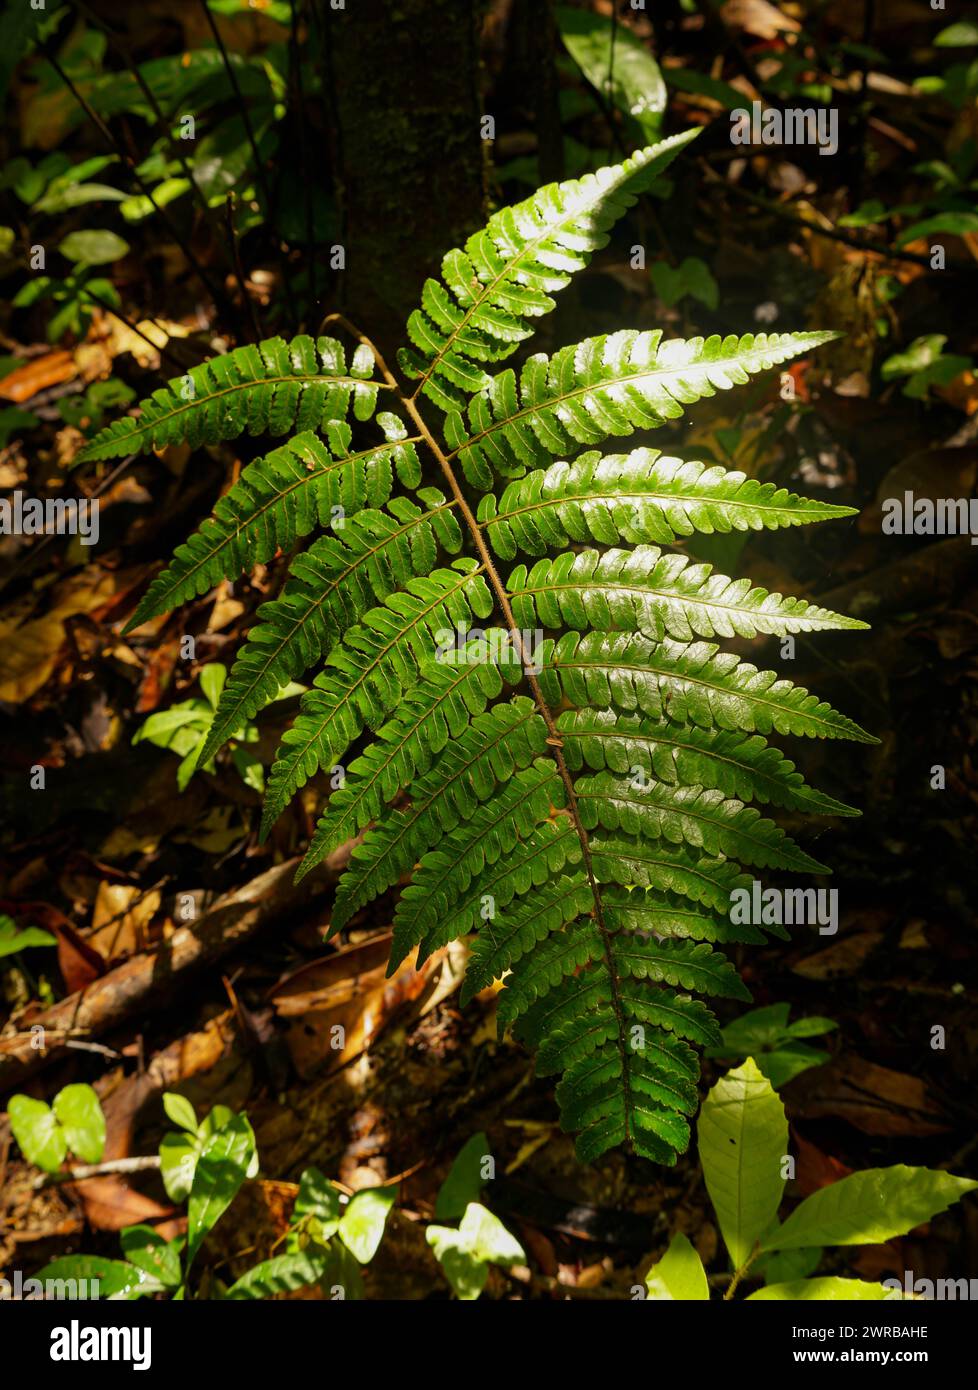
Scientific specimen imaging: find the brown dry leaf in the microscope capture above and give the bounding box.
[270,933,448,1078]
[723,0,800,38]
[0,568,117,702]
[89,883,161,960]
[207,580,246,632]
[0,351,76,403]
[786,1055,949,1136]
[101,313,190,370]
[859,446,978,535]
[791,930,884,980]
[73,1177,179,1236]
[936,369,978,416]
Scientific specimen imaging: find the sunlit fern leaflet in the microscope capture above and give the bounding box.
[85,132,873,1166]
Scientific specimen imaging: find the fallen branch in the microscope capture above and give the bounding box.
[0,848,352,1091]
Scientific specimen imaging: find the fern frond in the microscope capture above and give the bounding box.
[509,546,866,643]
[125,429,423,631]
[575,771,829,874]
[309,696,548,897]
[261,657,501,842]
[390,797,581,972]
[479,448,857,558]
[600,882,767,945]
[446,329,838,489]
[200,492,461,762]
[263,561,493,823]
[557,709,858,818]
[76,335,389,463]
[538,632,876,742]
[398,131,699,412]
[461,873,593,1005]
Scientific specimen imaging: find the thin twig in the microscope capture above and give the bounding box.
[199,0,299,328]
[226,193,263,341]
[33,1156,162,1190]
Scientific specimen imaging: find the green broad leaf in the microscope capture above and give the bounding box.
[200,663,227,710]
[162,1091,198,1135]
[663,67,745,111]
[650,257,718,311]
[338,1186,397,1264]
[8,1095,66,1172]
[556,6,667,141]
[58,229,129,266]
[761,1166,978,1252]
[748,1277,905,1301]
[435,1133,491,1220]
[226,1250,329,1299]
[754,1043,830,1090]
[427,1202,525,1299]
[644,1232,709,1300]
[320,1238,366,1300]
[935,21,978,47]
[698,1059,788,1269]
[460,1202,526,1266]
[895,210,978,247]
[53,1083,106,1164]
[291,1166,341,1243]
[120,1226,183,1287]
[881,333,948,380]
[0,914,57,958]
[426,1230,490,1301]
[757,1245,822,1285]
[35,1256,155,1300]
[231,745,265,792]
[159,1130,199,1203]
[186,1114,257,1267]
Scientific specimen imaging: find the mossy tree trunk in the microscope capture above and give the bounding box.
[322,0,488,359]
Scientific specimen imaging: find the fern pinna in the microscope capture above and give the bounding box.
[82,129,872,1166]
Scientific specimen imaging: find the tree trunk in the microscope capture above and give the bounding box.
[322,0,488,359]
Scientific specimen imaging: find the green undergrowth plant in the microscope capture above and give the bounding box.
[24,1092,395,1300]
[641,1060,977,1300]
[80,129,874,1167]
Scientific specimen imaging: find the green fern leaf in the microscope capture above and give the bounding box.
[310,696,548,897]
[125,430,423,632]
[389,760,568,968]
[76,335,389,463]
[557,709,857,818]
[200,493,461,763]
[575,771,829,874]
[509,546,867,643]
[398,130,699,412]
[538,632,876,742]
[446,329,838,489]
[479,448,857,558]
[263,561,493,825]
[262,656,501,843]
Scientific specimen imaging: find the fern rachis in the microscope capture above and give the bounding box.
[90,133,873,1166]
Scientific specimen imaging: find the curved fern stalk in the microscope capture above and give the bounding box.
[446,329,839,489]
[76,335,392,463]
[399,129,700,413]
[199,491,462,762]
[479,448,858,558]
[508,546,867,644]
[123,427,422,632]
[262,561,494,826]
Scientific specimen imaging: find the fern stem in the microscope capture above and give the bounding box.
[318,313,639,1146]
